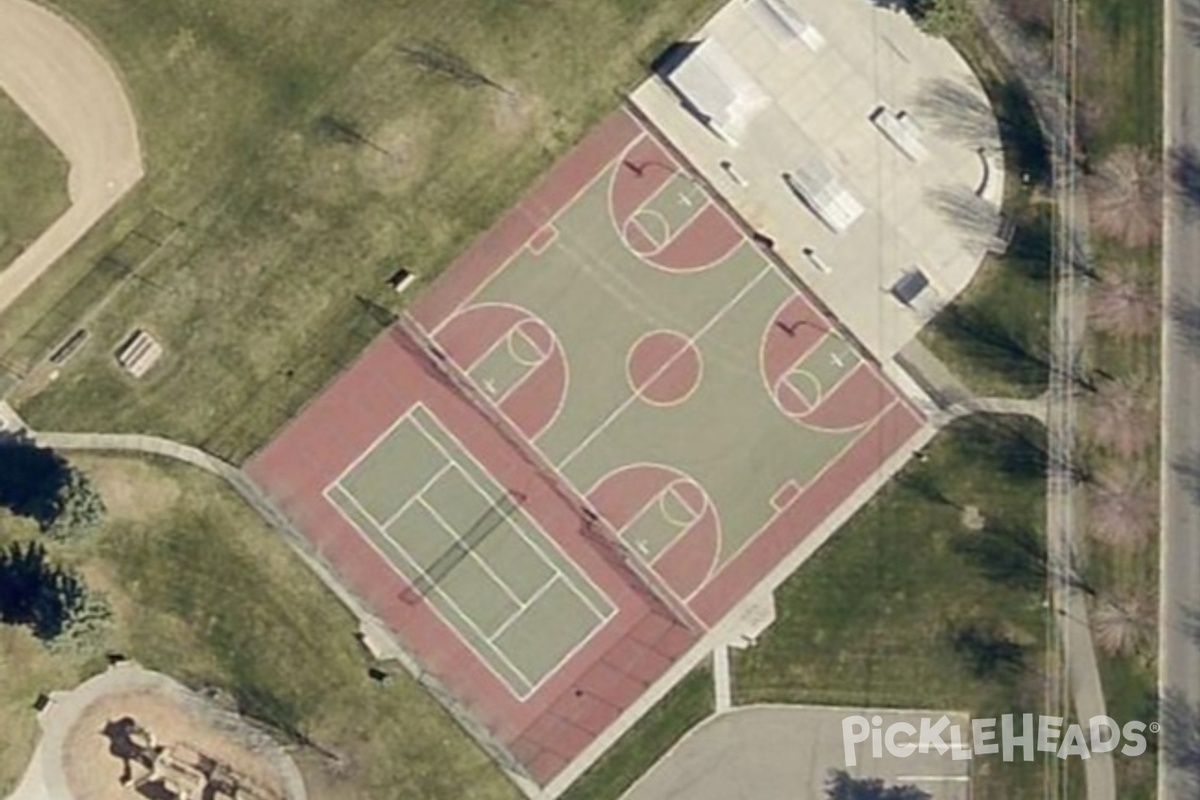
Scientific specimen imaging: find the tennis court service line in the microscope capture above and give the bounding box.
[327,482,540,692]
[406,408,616,622]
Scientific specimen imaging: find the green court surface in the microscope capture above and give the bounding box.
[629,175,709,249]
[783,334,860,408]
[469,326,551,402]
[326,404,613,698]
[458,165,877,581]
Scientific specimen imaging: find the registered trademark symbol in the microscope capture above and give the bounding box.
[1150,722,1160,734]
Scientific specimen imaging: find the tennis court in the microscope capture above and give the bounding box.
[324,403,613,698]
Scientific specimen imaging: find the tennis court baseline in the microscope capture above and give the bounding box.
[324,403,615,699]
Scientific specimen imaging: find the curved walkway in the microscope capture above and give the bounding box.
[0,0,143,317]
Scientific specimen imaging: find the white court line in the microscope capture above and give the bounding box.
[438,300,570,441]
[427,126,645,340]
[407,406,616,622]
[482,572,623,698]
[325,482,538,696]
[558,264,775,471]
[416,494,527,609]
[682,396,907,602]
[487,576,562,643]
[326,405,434,491]
[377,461,454,531]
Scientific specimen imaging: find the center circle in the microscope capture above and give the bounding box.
[627,330,702,406]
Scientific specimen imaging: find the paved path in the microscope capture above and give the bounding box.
[969,4,1115,799]
[0,0,143,317]
[712,646,732,714]
[1160,0,1200,796]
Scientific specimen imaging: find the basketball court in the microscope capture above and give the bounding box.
[248,107,924,785]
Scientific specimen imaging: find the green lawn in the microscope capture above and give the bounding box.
[560,668,713,800]
[0,454,520,800]
[0,91,69,270]
[1074,0,1164,794]
[733,416,1054,800]
[1078,0,1162,154]
[4,0,722,461]
[1079,245,1160,800]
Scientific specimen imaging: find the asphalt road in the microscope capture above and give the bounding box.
[1161,0,1200,797]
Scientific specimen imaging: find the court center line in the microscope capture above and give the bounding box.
[406,407,616,621]
[407,414,570,592]
[486,576,563,644]
[426,125,649,341]
[557,264,775,471]
[376,461,455,532]
[415,494,527,609]
[328,483,539,693]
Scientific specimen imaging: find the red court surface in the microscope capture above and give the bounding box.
[247,108,924,786]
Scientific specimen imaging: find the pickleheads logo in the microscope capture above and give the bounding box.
[842,714,1158,766]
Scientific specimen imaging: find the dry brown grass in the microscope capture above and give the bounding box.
[1087,146,1162,248]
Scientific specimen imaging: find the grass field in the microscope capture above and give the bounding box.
[1075,0,1163,795]
[732,416,1055,800]
[0,91,69,271]
[3,0,723,461]
[0,454,521,800]
[1077,0,1161,154]
[559,668,713,800]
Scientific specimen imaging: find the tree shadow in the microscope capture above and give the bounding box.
[1183,604,1200,647]
[1169,144,1200,223]
[931,302,1050,389]
[1170,449,1200,506]
[927,185,1004,249]
[1160,689,1200,798]
[949,621,1027,680]
[0,541,83,640]
[0,432,70,530]
[1180,0,1200,48]
[867,0,914,14]
[953,522,1048,592]
[1168,292,1200,355]
[915,76,1050,185]
[1003,210,1053,281]
[914,77,997,144]
[826,769,931,800]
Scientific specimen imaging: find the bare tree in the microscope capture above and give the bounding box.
[1087,376,1155,458]
[1087,146,1163,248]
[1091,588,1155,657]
[1086,466,1156,551]
[1089,269,1158,337]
